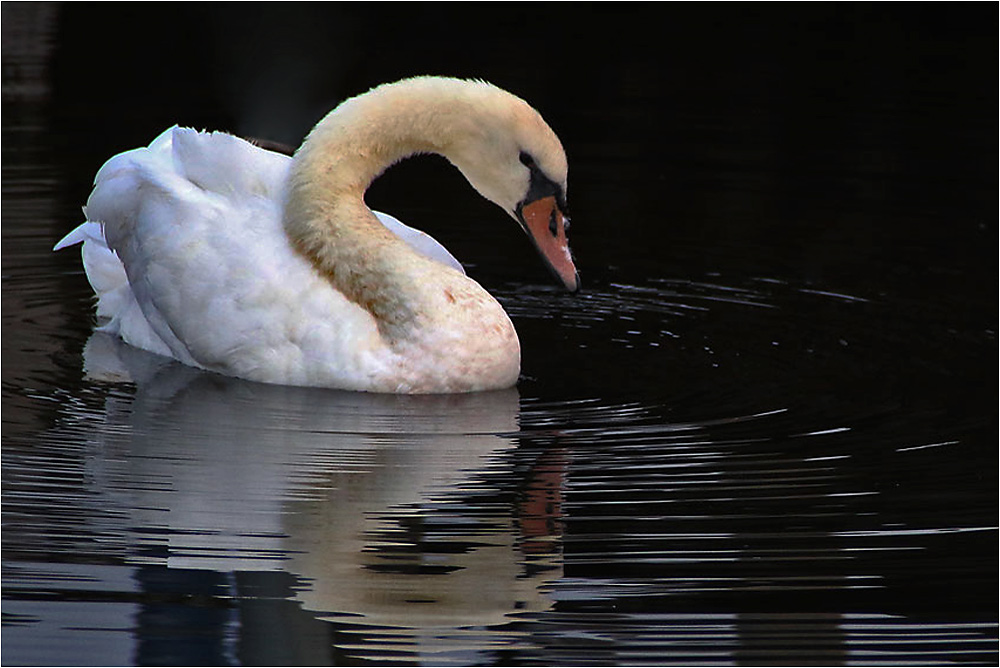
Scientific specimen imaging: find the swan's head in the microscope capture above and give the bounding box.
[436,80,579,292]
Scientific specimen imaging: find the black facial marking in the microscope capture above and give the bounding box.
[516,150,568,216]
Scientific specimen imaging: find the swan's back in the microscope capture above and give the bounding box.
[62,127,464,389]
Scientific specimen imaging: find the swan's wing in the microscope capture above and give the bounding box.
[80,127,297,367]
[373,211,466,275]
[57,127,464,377]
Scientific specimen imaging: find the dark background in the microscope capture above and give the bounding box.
[33,3,997,293]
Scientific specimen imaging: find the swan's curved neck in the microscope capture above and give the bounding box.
[283,83,471,338]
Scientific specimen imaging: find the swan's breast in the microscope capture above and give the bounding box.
[388,275,520,393]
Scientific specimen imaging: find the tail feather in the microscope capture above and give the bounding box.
[54,221,129,310]
[53,220,103,251]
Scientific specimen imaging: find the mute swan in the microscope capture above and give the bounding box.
[55,76,578,393]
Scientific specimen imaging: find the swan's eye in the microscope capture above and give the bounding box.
[519,151,536,168]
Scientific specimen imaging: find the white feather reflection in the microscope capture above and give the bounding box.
[76,332,560,636]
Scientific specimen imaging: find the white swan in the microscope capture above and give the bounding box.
[55,76,578,393]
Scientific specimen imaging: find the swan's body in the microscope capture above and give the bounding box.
[55,77,577,393]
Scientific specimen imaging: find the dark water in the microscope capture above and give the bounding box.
[3,4,997,665]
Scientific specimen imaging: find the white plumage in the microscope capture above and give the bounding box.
[56,77,576,393]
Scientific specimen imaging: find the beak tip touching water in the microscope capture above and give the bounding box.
[563,269,581,293]
[517,195,579,293]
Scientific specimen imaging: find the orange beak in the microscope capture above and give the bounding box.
[517,195,579,292]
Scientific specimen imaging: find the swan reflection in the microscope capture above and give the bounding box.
[77,333,562,640]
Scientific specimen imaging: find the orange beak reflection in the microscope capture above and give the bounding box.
[518,195,579,292]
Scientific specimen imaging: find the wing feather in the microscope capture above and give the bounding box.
[57,126,467,383]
